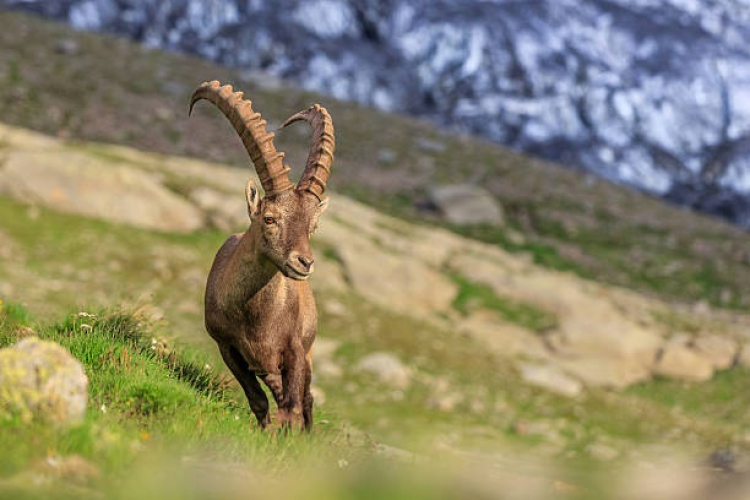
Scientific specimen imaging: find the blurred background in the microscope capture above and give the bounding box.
[0,1,749,499]
[3,0,750,229]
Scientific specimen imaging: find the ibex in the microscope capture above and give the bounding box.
[189,80,334,431]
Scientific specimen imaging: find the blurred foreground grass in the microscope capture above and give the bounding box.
[1,306,748,499]
[0,306,584,500]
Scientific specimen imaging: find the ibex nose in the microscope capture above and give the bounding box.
[297,255,314,271]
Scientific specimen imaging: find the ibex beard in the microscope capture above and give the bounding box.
[190,80,335,431]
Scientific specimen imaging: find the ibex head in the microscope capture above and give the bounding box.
[190,81,335,280]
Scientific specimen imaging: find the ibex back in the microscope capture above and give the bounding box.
[189,80,335,431]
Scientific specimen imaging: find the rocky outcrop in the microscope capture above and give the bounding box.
[0,127,204,233]
[1,122,747,396]
[426,184,504,226]
[654,336,715,382]
[0,337,88,424]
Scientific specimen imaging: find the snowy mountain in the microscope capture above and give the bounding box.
[3,0,750,228]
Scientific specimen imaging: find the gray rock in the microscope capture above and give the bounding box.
[426,392,464,412]
[519,363,582,397]
[53,38,78,55]
[415,137,446,154]
[318,208,457,317]
[377,148,397,164]
[313,337,343,379]
[654,340,714,382]
[427,184,504,226]
[587,442,620,461]
[0,337,88,424]
[355,352,412,389]
[693,335,738,370]
[189,186,248,231]
[0,146,204,233]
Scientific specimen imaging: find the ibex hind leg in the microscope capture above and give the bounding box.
[219,346,270,429]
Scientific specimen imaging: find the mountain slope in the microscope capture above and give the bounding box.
[3,1,750,228]
[0,9,748,312]
[1,120,749,468]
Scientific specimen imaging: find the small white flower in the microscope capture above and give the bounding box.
[100,404,107,413]
[337,459,349,469]
[234,415,240,421]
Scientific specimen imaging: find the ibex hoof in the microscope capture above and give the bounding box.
[276,408,304,432]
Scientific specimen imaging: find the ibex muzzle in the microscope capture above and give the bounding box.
[190,80,335,431]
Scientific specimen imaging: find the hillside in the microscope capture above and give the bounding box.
[4,0,750,229]
[1,121,750,498]
[0,8,750,498]
[0,9,749,312]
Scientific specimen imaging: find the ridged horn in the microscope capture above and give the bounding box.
[278,104,335,200]
[189,80,293,197]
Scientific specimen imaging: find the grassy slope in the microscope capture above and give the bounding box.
[0,309,358,500]
[1,196,748,464]
[0,9,748,310]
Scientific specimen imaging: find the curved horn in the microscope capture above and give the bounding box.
[278,104,335,200]
[189,80,293,197]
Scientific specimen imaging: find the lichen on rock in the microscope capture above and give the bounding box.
[0,337,88,424]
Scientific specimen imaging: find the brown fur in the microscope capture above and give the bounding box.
[191,81,334,432]
[204,187,328,431]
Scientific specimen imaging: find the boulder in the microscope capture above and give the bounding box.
[557,356,653,389]
[654,339,714,382]
[355,352,412,389]
[427,184,505,226]
[0,337,88,424]
[449,253,663,388]
[189,186,247,231]
[519,363,582,397]
[693,335,738,370]
[317,214,456,317]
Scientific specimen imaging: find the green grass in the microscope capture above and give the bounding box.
[450,274,558,333]
[0,307,356,498]
[627,368,750,429]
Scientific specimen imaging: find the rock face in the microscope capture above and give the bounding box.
[0,127,204,233]
[427,185,504,226]
[654,338,715,383]
[0,337,89,424]
[693,335,738,370]
[5,0,750,228]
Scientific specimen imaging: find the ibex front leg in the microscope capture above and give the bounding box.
[266,344,306,431]
[219,346,270,428]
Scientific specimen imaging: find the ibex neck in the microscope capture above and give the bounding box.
[221,230,280,310]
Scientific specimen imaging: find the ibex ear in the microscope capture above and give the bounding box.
[245,179,260,219]
[317,196,330,215]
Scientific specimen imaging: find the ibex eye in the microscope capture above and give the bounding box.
[264,216,275,225]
